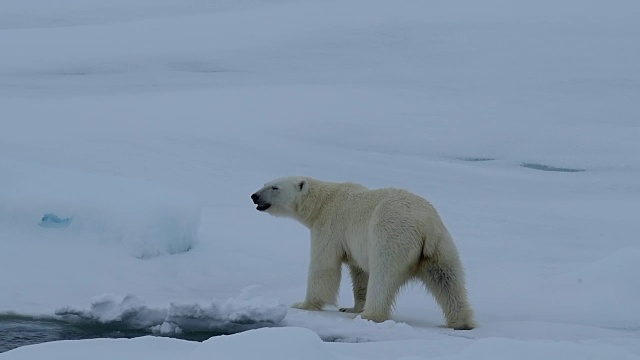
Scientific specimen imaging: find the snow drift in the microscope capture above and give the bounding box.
[0,160,201,258]
[1,0,639,358]
[3,327,639,360]
[55,291,287,335]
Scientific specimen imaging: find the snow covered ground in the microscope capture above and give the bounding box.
[1,0,639,358]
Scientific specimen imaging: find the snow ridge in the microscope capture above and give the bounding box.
[55,292,287,335]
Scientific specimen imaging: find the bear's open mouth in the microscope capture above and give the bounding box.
[256,203,271,211]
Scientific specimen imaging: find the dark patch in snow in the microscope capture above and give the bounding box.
[59,71,89,76]
[521,163,586,173]
[170,61,228,74]
[133,244,193,259]
[459,157,495,162]
[320,335,370,343]
[28,63,138,78]
[39,213,72,228]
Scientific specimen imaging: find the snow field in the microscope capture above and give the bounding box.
[1,0,639,358]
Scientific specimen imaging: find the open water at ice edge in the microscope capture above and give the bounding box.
[0,316,224,353]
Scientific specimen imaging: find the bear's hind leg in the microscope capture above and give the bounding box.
[359,264,408,323]
[339,264,368,313]
[419,254,475,330]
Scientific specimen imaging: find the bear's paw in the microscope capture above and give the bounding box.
[291,301,323,311]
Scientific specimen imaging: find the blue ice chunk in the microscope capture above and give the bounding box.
[39,213,72,228]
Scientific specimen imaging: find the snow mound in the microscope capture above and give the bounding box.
[192,327,332,360]
[284,310,421,343]
[553,247,640,296]
[438,337,639,360]
[565,247,640,285]
[54,292,288,335]
[39,213,73,228]
[4,327,638,360]
[0,160,201,258]
[549,247,640,329]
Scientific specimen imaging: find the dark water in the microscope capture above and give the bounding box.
[520,163,586,173]
[458,157,586,173]
[459,157,496,162]
[0,316,223,354]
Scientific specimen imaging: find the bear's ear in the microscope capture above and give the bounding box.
[298,179,308,192]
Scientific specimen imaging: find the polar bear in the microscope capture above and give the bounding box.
[251,176,475,330]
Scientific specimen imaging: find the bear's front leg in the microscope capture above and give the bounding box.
[291,301,324,311]
[292,241,342,312]
[339,264,368,313]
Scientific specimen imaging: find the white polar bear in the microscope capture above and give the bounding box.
[251,176,475,330]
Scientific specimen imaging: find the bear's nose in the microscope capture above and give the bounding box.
[251,193,260,203]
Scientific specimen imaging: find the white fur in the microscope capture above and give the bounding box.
[251,176,476,330]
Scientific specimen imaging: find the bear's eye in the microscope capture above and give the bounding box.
[271,186,279,190]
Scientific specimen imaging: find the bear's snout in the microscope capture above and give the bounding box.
[251,192,271,211]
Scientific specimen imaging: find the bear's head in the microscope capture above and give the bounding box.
[251,176,309,218]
